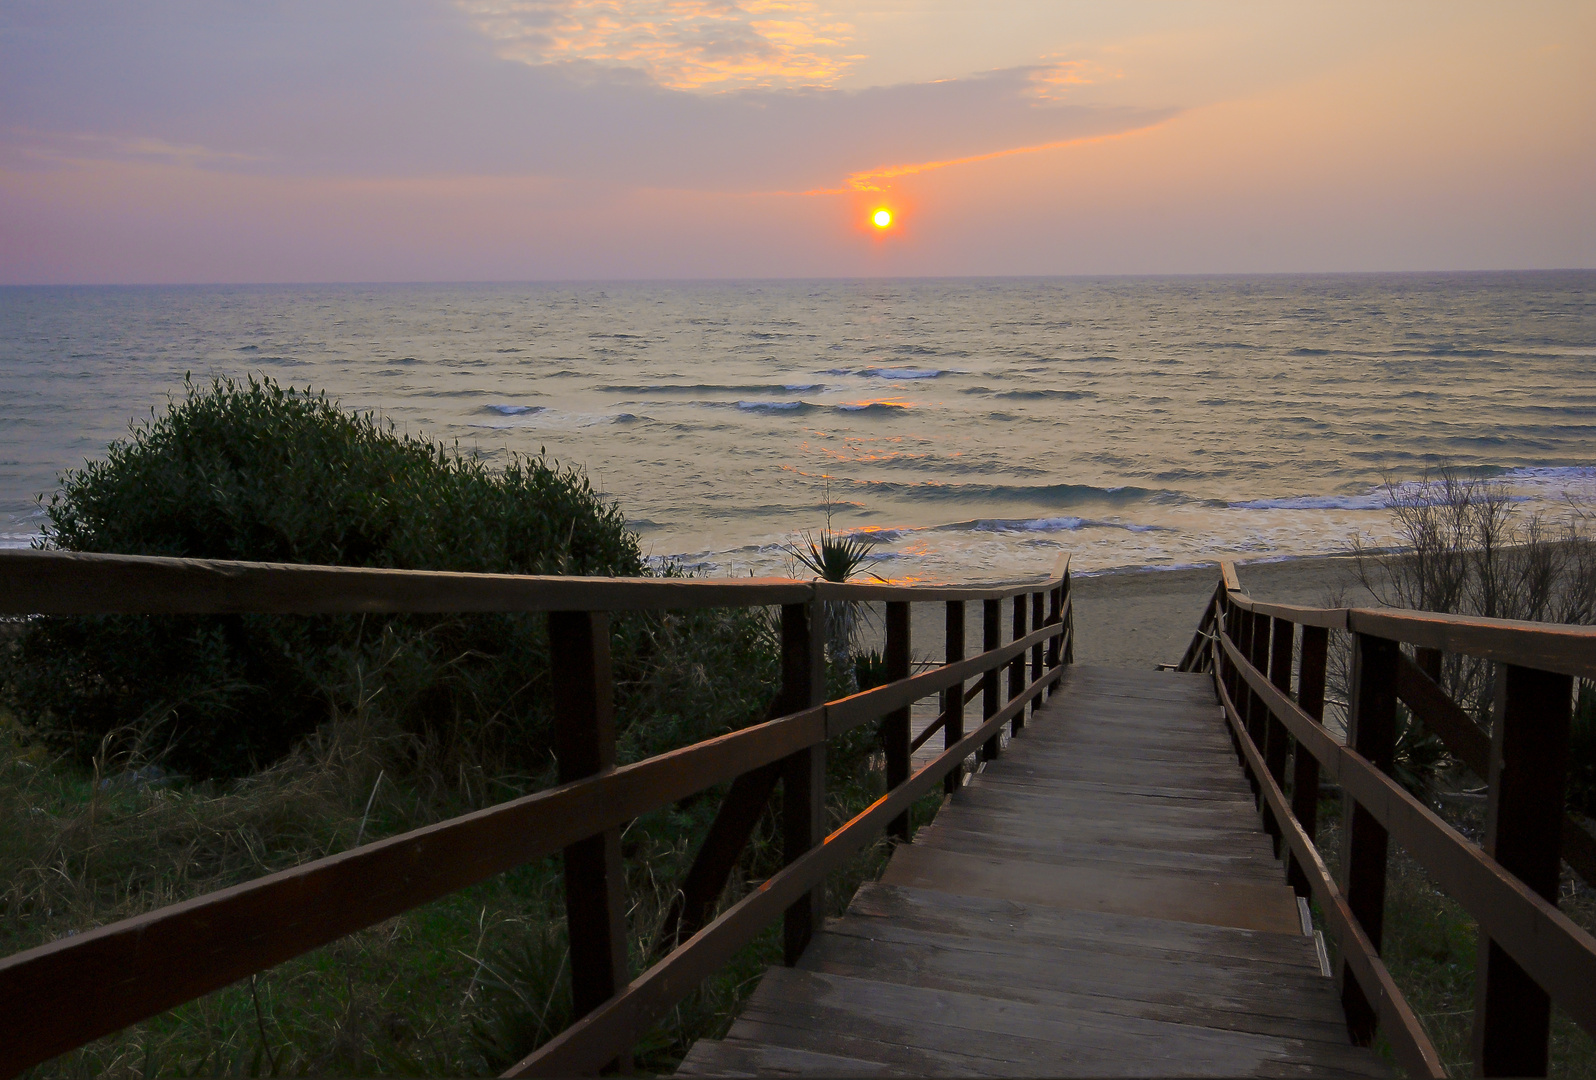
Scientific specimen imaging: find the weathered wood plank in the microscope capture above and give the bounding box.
[681,666,1392,1079]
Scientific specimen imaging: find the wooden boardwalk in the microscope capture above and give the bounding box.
[678,666,1389,1078]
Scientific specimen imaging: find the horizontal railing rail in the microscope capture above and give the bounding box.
[1179,562,1596,1079]
[0,548,1073,1077]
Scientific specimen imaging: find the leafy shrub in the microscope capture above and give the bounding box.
[2,376,646,778]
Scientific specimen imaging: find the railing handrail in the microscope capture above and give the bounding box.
[1183,558,1596,1079]
[0,546,1074,1077]
[1215,558,1596,678]
[0,548,1067,614]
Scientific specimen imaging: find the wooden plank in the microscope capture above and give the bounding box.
[677,1038,915,1077]
[0,548,814,614]
[0,548,1069,616]
[1350,606,1596,681]
[799,930,1358,1043]
[843,884,1328,974]
[737,968,1389,1078]
[880,845,1303,934]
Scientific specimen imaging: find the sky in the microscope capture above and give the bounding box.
[1,1,1592,283]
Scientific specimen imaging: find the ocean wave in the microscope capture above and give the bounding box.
[939,516,1172,534]
[1498,465,1596,482]
[841,480,1160,505]
[601,383,803,395]
[836,401,912,413]
[480,404,545,416]
[1230,493,1390,511]
[736,400,816,414]
[993,389,1093,400]
[826,367,951,380]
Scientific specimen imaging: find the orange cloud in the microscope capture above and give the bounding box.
[458,0,859,91]
[795,119,1173,195]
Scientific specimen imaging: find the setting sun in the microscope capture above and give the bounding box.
[872,208,892,228]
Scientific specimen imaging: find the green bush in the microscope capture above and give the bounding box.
[2,376,647,778]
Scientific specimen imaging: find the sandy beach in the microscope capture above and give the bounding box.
[883,554,1371,673]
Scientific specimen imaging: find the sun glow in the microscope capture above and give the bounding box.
[872,208,892,228]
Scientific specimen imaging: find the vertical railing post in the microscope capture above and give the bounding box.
[1287,625,1328,897]
[944,601,966,795]
[1471,663,1573,1077]
[549,610,630,1066]
[1340,632,1400,1046]
[1261,616,1294,855]
[1247,610,1272,753]
[1030,590,1045,717]
[1044,583,1062,683]
[1232,604,1252,731]
[782,600,827,965]
[1062,573,1074,666]
[1009,593,1027,736]
[884,600,912,842]
[982,599,1002,760]
[1235,609,1262,799]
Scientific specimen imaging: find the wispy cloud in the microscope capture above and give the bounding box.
[458,0,860,91]
[4,128,262,168]
[838,123,1165,193]
[1027,56,1122,103]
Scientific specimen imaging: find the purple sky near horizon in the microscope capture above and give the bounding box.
[1,1,1591,284]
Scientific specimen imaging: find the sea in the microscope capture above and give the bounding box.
[2,272,1593,583]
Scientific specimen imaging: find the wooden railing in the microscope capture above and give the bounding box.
[0,549,1073,1078]
[1178,562,1596,1078]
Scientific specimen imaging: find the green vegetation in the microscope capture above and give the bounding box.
[4,375,645,779]
[0,377,929,1076]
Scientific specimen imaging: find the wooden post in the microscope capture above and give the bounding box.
[1471,664,1573,1077]
[1030,590,1045,718]
[1414,645,1443,683]
[1287,625,1329,897]
[549,610,631,1058]
[1340,632,1400,1046]
[1061,574,1074,666]
[1009,593,1027,736]
[1262,616,1294,855]
[782,600,828,966]
[667,601,823,954]
[884,601,912,842]
[1231,602,1252,738]
[1235,610,1262,799]
[1044,584,1062,682]
[982,599,1002,760]
[1248,610,1272,753]
[944,601,966,795]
